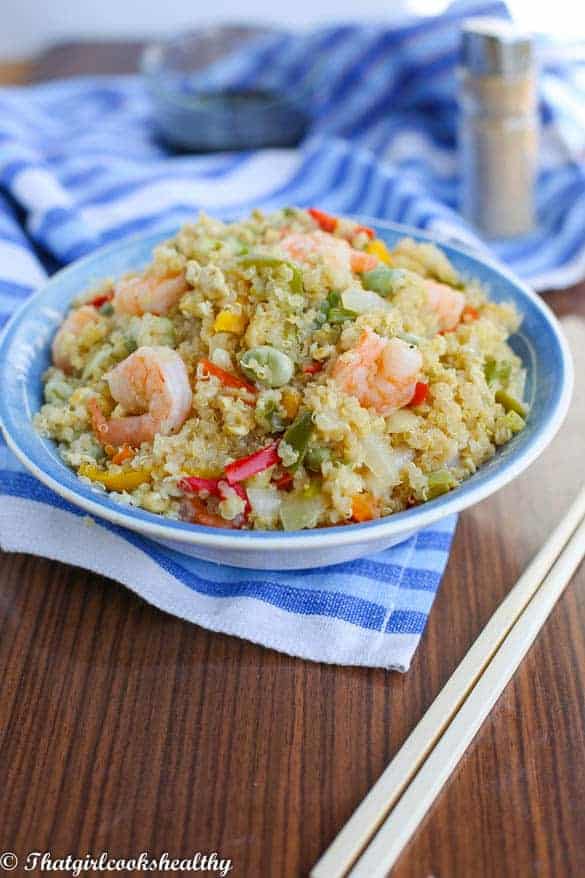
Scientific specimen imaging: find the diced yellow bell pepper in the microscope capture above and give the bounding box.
[79,463,151,492]
[282,389,300,420]
[366,238,393,265]
[213,310,246,334]
[182,466,222,478]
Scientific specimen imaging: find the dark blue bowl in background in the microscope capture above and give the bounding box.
[141,27,312,151]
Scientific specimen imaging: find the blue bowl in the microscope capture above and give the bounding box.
[141,29,312,151]
[0,221,573,569]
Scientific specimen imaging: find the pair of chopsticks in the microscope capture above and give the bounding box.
[312,484,585,878]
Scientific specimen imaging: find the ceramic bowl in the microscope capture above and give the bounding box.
[0,221,573,569]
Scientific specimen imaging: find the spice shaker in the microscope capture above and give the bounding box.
[459,19,537,237]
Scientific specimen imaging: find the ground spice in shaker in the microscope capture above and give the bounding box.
[459,19,537,237]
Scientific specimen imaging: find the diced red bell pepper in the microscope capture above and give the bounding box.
[199,358,257,394]
[179,475,221,495]
[461,305,480,323]
[302,361,323,375]
[224,440,281,485]
[409,381,429,407]
[273,470,294,491]
[308,207,337,234]
[90,290,114,309]
[354,224,375,239]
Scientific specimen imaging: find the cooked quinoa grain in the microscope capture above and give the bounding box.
[35,208,527,530]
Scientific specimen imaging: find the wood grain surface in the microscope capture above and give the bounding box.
[1,46,584,878]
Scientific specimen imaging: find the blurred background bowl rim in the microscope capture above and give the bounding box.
[140,26,316,112]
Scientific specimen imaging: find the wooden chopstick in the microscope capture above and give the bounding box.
[311,484,585,878]
[349,510,585,877]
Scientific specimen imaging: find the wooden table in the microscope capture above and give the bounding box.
[1,46,584,878]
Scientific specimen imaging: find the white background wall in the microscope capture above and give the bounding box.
[1,0,438,58]
[1,0,582,60]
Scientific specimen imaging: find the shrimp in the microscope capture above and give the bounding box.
[280,231,377,277]
[425,279,465,332]
[332,327,423,415]
[51,305,101,374]
[113,271,188,316]
[90,346,192,447]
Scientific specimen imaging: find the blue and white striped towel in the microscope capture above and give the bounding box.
[0,0,582,669]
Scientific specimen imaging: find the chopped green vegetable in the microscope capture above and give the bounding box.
[305,446,332,472]
[427,469,457,499]
[484,357,512,387]
[495,389,527,418]
[99,301,114,316]
[325,290,340,314]
[282,411,314,469]
[240,346,294,388]
[505,410,525,433]
[238,255,303,295]
[361,266,407,297]
[327,307,358,324]
[317,290,357,325]
[123,334,138,355]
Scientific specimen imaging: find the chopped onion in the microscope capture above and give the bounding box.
[341,288,391,315]
[247,487,281,518]
[386,410,420,433]
[280,492,325,531]
[362,435,412,488]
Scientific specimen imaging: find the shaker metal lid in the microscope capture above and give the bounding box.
[461,18,534,76]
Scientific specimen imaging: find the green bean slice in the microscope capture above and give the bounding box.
[427,469,457,499]
[305,446,332,472]
[495,389,527,418]
[238,255,303,295]
[484,357,512,387]
[283,412,314,470]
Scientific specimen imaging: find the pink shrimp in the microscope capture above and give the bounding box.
[425,279,465,332]
[280,231,377,276]
[90,346,192,447]
[332,327,423,415]
[51,305,101,374]
[113,271,188,316]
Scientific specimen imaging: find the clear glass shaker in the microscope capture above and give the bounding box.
[459,19,538,238]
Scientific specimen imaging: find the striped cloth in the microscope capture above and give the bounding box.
[0,0,582,668]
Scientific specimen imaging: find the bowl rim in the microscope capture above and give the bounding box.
[0,217,574,551]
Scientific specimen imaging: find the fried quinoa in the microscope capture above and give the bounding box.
[35,208,528,531]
